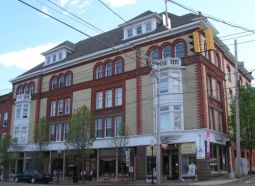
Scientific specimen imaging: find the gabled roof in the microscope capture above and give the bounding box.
[13,11,199,81]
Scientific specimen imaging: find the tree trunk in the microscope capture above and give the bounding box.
[249,148,253,173]
[3,164,9,181]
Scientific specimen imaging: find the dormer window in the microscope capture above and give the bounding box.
[145,22,152,32]
[127,28,133,38]
[59,52,62,60]
[53,54,56,62]
[136,25,142,35]
[46,56,51,64]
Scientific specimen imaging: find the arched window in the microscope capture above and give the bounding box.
[150,48,159,61]
[24,85,29,94]
[29,83,35,95]
[52,77,58,90]
[96,65,103,79]
[215,53,221,68]
[59,75,65,88]
[175,43,184,58]
[162,46,171,59]
[105,63,112,77]
[66,72,72,87]
[17,86,23,95]
[115,59,123,74]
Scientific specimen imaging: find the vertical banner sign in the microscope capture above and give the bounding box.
[196,133,205,159]
[206,131,211,158]
[125,150,130,167]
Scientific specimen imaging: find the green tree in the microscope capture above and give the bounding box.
[228,86,255,173]
[0,134,18,181]
[65,105,95,181]
[111,122,130,180]
[33,117,49,171]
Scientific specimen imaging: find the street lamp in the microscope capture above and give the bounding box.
[150,140,154,184]
[57,149,62,184]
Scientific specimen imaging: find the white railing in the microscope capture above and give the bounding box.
[16,94,31,102]
[160,58,181,67]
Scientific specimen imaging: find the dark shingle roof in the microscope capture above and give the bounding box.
[15,11,197,79]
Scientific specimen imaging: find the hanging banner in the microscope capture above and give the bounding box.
[206,131,211,158]
[196,133,205,159]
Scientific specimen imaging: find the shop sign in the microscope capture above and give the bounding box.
[125,150,130,167]
[206,131,211,158]
[196,133,205,159]
[181,143,196,154]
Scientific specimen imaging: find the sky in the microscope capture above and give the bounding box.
[1,0,255,95]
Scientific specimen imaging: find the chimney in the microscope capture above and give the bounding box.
[163,13,171,29]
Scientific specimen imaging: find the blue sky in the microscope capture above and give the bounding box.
[1,0,255,95]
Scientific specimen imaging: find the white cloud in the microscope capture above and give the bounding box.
[0,43,59,70]
[103,0,136,7]
[54,0,91,14]
[40,6,49,18]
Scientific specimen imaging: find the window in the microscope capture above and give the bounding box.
[105,63,112,77]
[172,72,181,93]
[65,98,71,114]
[216,82,221,100]
[127,28,133,38]
[15,104,21,119]
[56,124,62,141]
[150,48,159,61]
[59,75,65,88]
[96,92,103,109]
[1,133,6,140]
[209,107,214,130]
[52,78,58,90]
[105,90,112,108]
[115,88,122,106]
[105,117,112,137]
[145,22,152,32]
[227,66,231,81]
[215,54,221,68]
[136,25,142,35]
[63,123,69,140]
[229,88,233,101]
[203,41,209,59]
[66,72,72,86]
[162,46,171,59]
[96,65,103,79]
[115,59,123,74]
[22,104,28,118]
[218,112,223,133]
[2,112,8,127]
[53,54,56,62]
[58,100,63,115]
[173,105,182,131]
[115,116,122,136]
[50,101,56,116]
[24,86,29,94]
[46,56,50,64]
[59,52,62,60]
[207,76,213,96]
[18,87,23,95]
[96,119,103,138]
[29,83,35,95]
[20,126,27,144]
[13,127,19,142]
[175,43,185,58]
[49,124,55,141]
[160,106,170,132]
[160,76,168,93]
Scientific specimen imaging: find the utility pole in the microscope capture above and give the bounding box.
[234,39,241,178]
[156,62,161,184]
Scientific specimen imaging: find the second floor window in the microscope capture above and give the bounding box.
[22,104,28,118]
[115,60,123,74]
[66,73,72,86]
[58,100,63,115]
[15,104,21,119]
[50,101,56,116]
[96,92,103,109]
[2,112,8,127]
[115,116,122,137]
[49,124,55,141]
[105,117,112,137]
[175,43,185,59]
[150,48,159,61]
[29,84,35,95]
[64,123,69,141]
[56,124,62,141]
[65,98,71,114]
[96,119,103,138]
[115,88,122,106]
[162,46,171,59]
[105,90,112,108]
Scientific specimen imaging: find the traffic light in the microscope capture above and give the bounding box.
[189,31,200,53]
[204,28,215,50]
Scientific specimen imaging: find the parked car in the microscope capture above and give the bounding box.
[14,169,52,184]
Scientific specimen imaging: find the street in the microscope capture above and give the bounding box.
[0,176,254,186]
